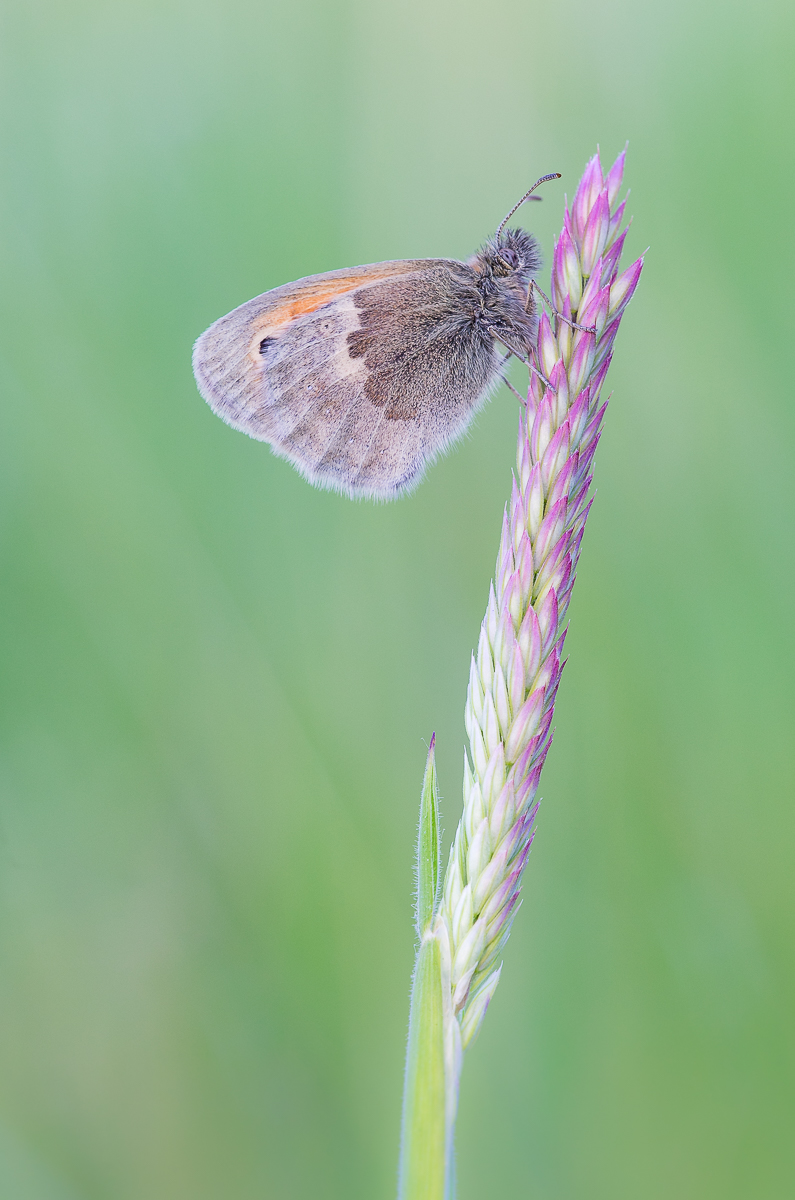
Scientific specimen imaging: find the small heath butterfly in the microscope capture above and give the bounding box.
[193,174,562,499]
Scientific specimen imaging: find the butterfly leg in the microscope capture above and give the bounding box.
[497,350,527,403]
[525,279,596,334]
[498,350,530,403]
[501,372,526,404]
[490,328,551,390]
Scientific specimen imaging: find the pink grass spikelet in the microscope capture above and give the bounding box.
[435,148,643,1059]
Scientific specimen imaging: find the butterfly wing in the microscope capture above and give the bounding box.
[193,258,502,498]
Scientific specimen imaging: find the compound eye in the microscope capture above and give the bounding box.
[499,247,519,269]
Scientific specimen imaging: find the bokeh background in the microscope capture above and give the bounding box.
[1,0,794,1196]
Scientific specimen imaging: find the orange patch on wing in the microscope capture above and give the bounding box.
[246,266,409,360]
[284,283,363,319]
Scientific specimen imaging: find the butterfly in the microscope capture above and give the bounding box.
[192,175,561,499]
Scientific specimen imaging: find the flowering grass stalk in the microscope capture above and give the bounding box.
[398,149,642,1199]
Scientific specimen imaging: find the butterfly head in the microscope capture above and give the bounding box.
[471,171,559,283]
[469,227,542,284]
[493,228,542,278]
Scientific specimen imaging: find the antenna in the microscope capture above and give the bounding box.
[496,173,562,242]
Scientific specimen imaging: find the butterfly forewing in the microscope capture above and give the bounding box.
[193,258,504,498]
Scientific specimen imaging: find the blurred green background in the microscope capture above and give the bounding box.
[1,0,794,1195]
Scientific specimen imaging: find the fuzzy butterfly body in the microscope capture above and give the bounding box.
[193,225,543,498]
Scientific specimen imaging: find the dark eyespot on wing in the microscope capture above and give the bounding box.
[259,337,276,355]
